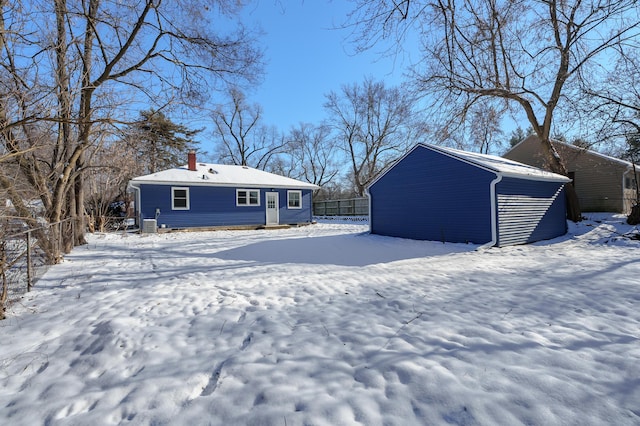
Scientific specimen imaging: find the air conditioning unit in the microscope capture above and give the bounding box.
[142,219,157,233]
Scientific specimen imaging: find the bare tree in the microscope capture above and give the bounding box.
[0,0,262,260]
[344,0,640,221]
[324,77,415,196]
[583,50,640,147]
[285,123,340,194]
[84,131,142,232]
[469,102,504,154]
[212,87,285,169]
[578,43,640,224]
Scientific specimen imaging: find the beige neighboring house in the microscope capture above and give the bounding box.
[504,135,640,213]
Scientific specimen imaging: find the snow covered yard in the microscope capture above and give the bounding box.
[1,215,639,426]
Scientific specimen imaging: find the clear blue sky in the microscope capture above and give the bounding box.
[238,0,415,132]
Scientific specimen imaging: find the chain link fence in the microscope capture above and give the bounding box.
[1,218,77,319]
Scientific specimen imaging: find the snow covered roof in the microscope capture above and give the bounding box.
[547,137,632,168]
[367,143,570,191]
[129,163,319,190]
[505,135,636,171]
[424,144,571,182]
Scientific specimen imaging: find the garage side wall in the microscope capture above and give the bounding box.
[368,146,496,244]
[496,177,567,246]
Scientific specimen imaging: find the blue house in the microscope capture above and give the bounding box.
[366,144,570,247]
[128,152,319,230]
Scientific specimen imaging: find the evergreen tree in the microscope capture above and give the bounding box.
[128,110,202,174]
[508,127,534,148]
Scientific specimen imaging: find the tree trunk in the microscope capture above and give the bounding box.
[73,154,87,246]
[628,158,640,225]
[0,242,7,320]
[627,205,640,225]
[563,182,582,222]
[72,0,99,247]
[539,138,582,222]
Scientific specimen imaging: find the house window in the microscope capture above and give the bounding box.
[172,187,189,210]
[288,190,302,209]
[626,177,637,190]
[237,189,260,206]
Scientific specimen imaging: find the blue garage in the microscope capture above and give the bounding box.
[366,144,570,247]
[128,152,318,230]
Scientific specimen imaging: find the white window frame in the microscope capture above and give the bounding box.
[236,189,260,206]
[171,187,190,210]
[287,190,302,209]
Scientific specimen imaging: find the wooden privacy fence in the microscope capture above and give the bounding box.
[0,218,77,319]
[313,197,369,216]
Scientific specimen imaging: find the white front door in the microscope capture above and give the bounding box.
[266,192,279,225]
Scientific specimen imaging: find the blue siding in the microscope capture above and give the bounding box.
[138,184,313,228]
[368,146,496,244]
[496,178,567,246]
[279,190,314,224]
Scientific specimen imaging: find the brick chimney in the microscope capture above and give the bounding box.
[188,151,196,171]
